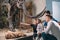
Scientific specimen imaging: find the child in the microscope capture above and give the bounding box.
[20,19,38,40]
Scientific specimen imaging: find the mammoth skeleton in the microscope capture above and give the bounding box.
[15,0,46,18]
[0,0,46,31]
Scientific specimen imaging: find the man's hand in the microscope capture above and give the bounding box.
[58,22,60,25]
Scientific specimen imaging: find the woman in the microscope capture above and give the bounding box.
[37,19,44,40]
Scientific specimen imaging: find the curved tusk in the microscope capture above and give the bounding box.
[24,7,46,18]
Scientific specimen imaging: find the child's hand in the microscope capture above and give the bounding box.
[20,22,30,25]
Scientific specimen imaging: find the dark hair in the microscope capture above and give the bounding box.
[38,19,42,23]
[34,19,42,23]
[44,10,51,15]
[46,15,53,19]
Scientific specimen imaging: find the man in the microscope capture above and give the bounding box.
[41,15,60,40]
[43,10,58,28]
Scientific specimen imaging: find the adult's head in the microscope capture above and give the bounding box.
[45,15,53,22]
[44,10,51,15]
